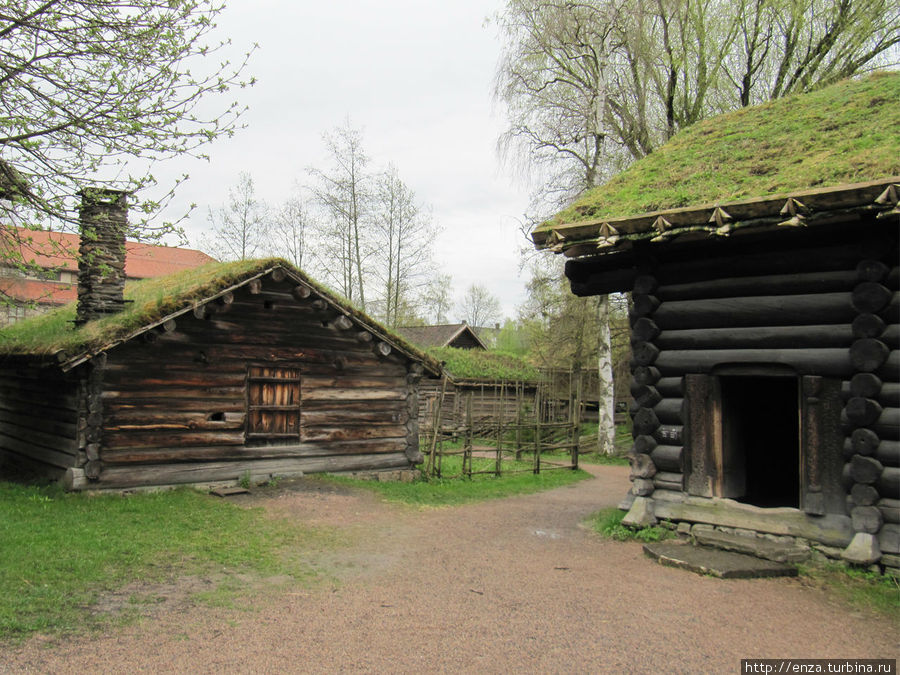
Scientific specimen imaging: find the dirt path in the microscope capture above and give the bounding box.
[3,465,897,673]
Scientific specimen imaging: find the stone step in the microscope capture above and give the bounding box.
[644,541,798,579]
[693,528,811,564]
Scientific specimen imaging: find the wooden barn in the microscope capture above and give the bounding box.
[532,73,900,569]
[0,191,441,490]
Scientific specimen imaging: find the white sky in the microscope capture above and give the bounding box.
[155,0,535,321]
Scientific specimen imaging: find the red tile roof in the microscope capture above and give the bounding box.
[2,227,216,307]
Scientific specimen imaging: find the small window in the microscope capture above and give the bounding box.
[246,365,301,443]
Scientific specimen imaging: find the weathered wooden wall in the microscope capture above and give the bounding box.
[623,220,899,555]
[0,362,80,477]
[2,269,432,490]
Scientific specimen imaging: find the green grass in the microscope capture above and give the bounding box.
[0,482,332,640]
[539,71,900,229]
[322,455,590,507]
[799,563,900,619]
[428,346,539,381]
[585,507,672,542]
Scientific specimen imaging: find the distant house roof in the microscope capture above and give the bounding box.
[0,258,444,378]
[532,72,900,258]
[397,323,486,350]
[5,227,214,278]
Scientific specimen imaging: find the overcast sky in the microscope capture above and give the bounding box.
[156,0,535,321]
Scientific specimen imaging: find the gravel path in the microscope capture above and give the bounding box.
[3,465,897,673]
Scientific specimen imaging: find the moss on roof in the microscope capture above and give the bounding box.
[429,346,539,382]
[539,72,900,231]
[0,258,441,374]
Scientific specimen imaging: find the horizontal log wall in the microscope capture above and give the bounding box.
[85,270,424,488]
[0,364,79,474]
[626,222,899,537]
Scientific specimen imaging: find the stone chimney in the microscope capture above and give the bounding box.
[75,189,128,326]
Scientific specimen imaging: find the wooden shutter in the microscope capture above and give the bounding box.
[246,366,301,441]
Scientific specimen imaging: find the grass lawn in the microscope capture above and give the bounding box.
[0,482,331,641]
[323,455,591,507]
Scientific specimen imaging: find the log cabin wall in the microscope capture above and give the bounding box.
[0,361,80,478]
[623,220,899,558]
[59,270,429,490]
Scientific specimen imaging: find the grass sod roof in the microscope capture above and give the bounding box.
[534,72,900,243]
[0,257,442,375]
[428,346,540,383]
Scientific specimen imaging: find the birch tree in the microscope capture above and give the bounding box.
[272,186,312,270]
[371,165,436,328]
[458,284,502,330]
[205,172,268,261]
[421,274,454,324]
[308,121,371,309]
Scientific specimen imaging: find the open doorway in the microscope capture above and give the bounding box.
[719,375,800,508]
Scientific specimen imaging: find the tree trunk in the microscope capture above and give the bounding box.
[597,294,616,455]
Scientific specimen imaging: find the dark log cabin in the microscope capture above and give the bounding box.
[0,191,441,490]
[532,73,900,570]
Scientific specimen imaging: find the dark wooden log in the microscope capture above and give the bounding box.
[655,377,684,398]
[632,408,660,435]
[844,397,883,427]
[311,299,327,310]
[653,293,854,330]
[849,455,884,484]
[632,366,661,386]
[852,282,892,314]
[850,338,890,372]
[653,398,684,425]
[857,259,890,283]
[356,331,373,344]
[329,315,353,331]
[879,523,900,554]
[650,444,682,472]
[628,452,657,479]
[632,435,657,455]
[631,294,660,317]
[851,313,886,339]
[292,285,312,300]
[269,268,286,282]
[851,506,883,534]
[192,304,207,319]
[883,292,900,324]
[874,408,900,440]
[878,498,900,524]
[884,324,900,350]
[248,278,262,294]
[875,466,900,499]
[652,472,683,491]
[373,342,392,357]
[888,265,900,289]
[657,269,857,301]
[851,483,880,506]
[631,341,660,367]
[656,324,853,350]
[653,425,683,445]
[850,373,882,399]
[633,275,658,295]
[567,266,638,296]
[876,351,899,380]
[631,317,660,343]
[851,427,880,456]
[655,349,853,377]
[631,385,662,408]
[874,440,900,467]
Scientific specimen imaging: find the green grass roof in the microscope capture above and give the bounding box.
[429,346,540,382]
[538,71,900,231]
[0,258,442,375]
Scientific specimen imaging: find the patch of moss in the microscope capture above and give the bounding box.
[429,346,540,382]
[538,72,900,230]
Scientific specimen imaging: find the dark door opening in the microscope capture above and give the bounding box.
[719,375,799,508]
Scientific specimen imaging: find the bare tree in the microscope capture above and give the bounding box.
[272,185,312,269]
[458,284,502,330]
[421,274,454,324]
[308,120,371,309]
[205,172,268,261]
[371,165,437,327]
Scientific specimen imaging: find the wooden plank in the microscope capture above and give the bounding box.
[655,349,854,378]
[684,374,717,498]
[101,430,247,449]
[655,270,857,301]
[656,325,854,350]
[82,452,412,489]
[0,434,77,468]
[303,388,407,401]
[299,425,407,443]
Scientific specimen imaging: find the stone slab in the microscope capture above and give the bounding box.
[693,528,810,563]
[643,541,799,579]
